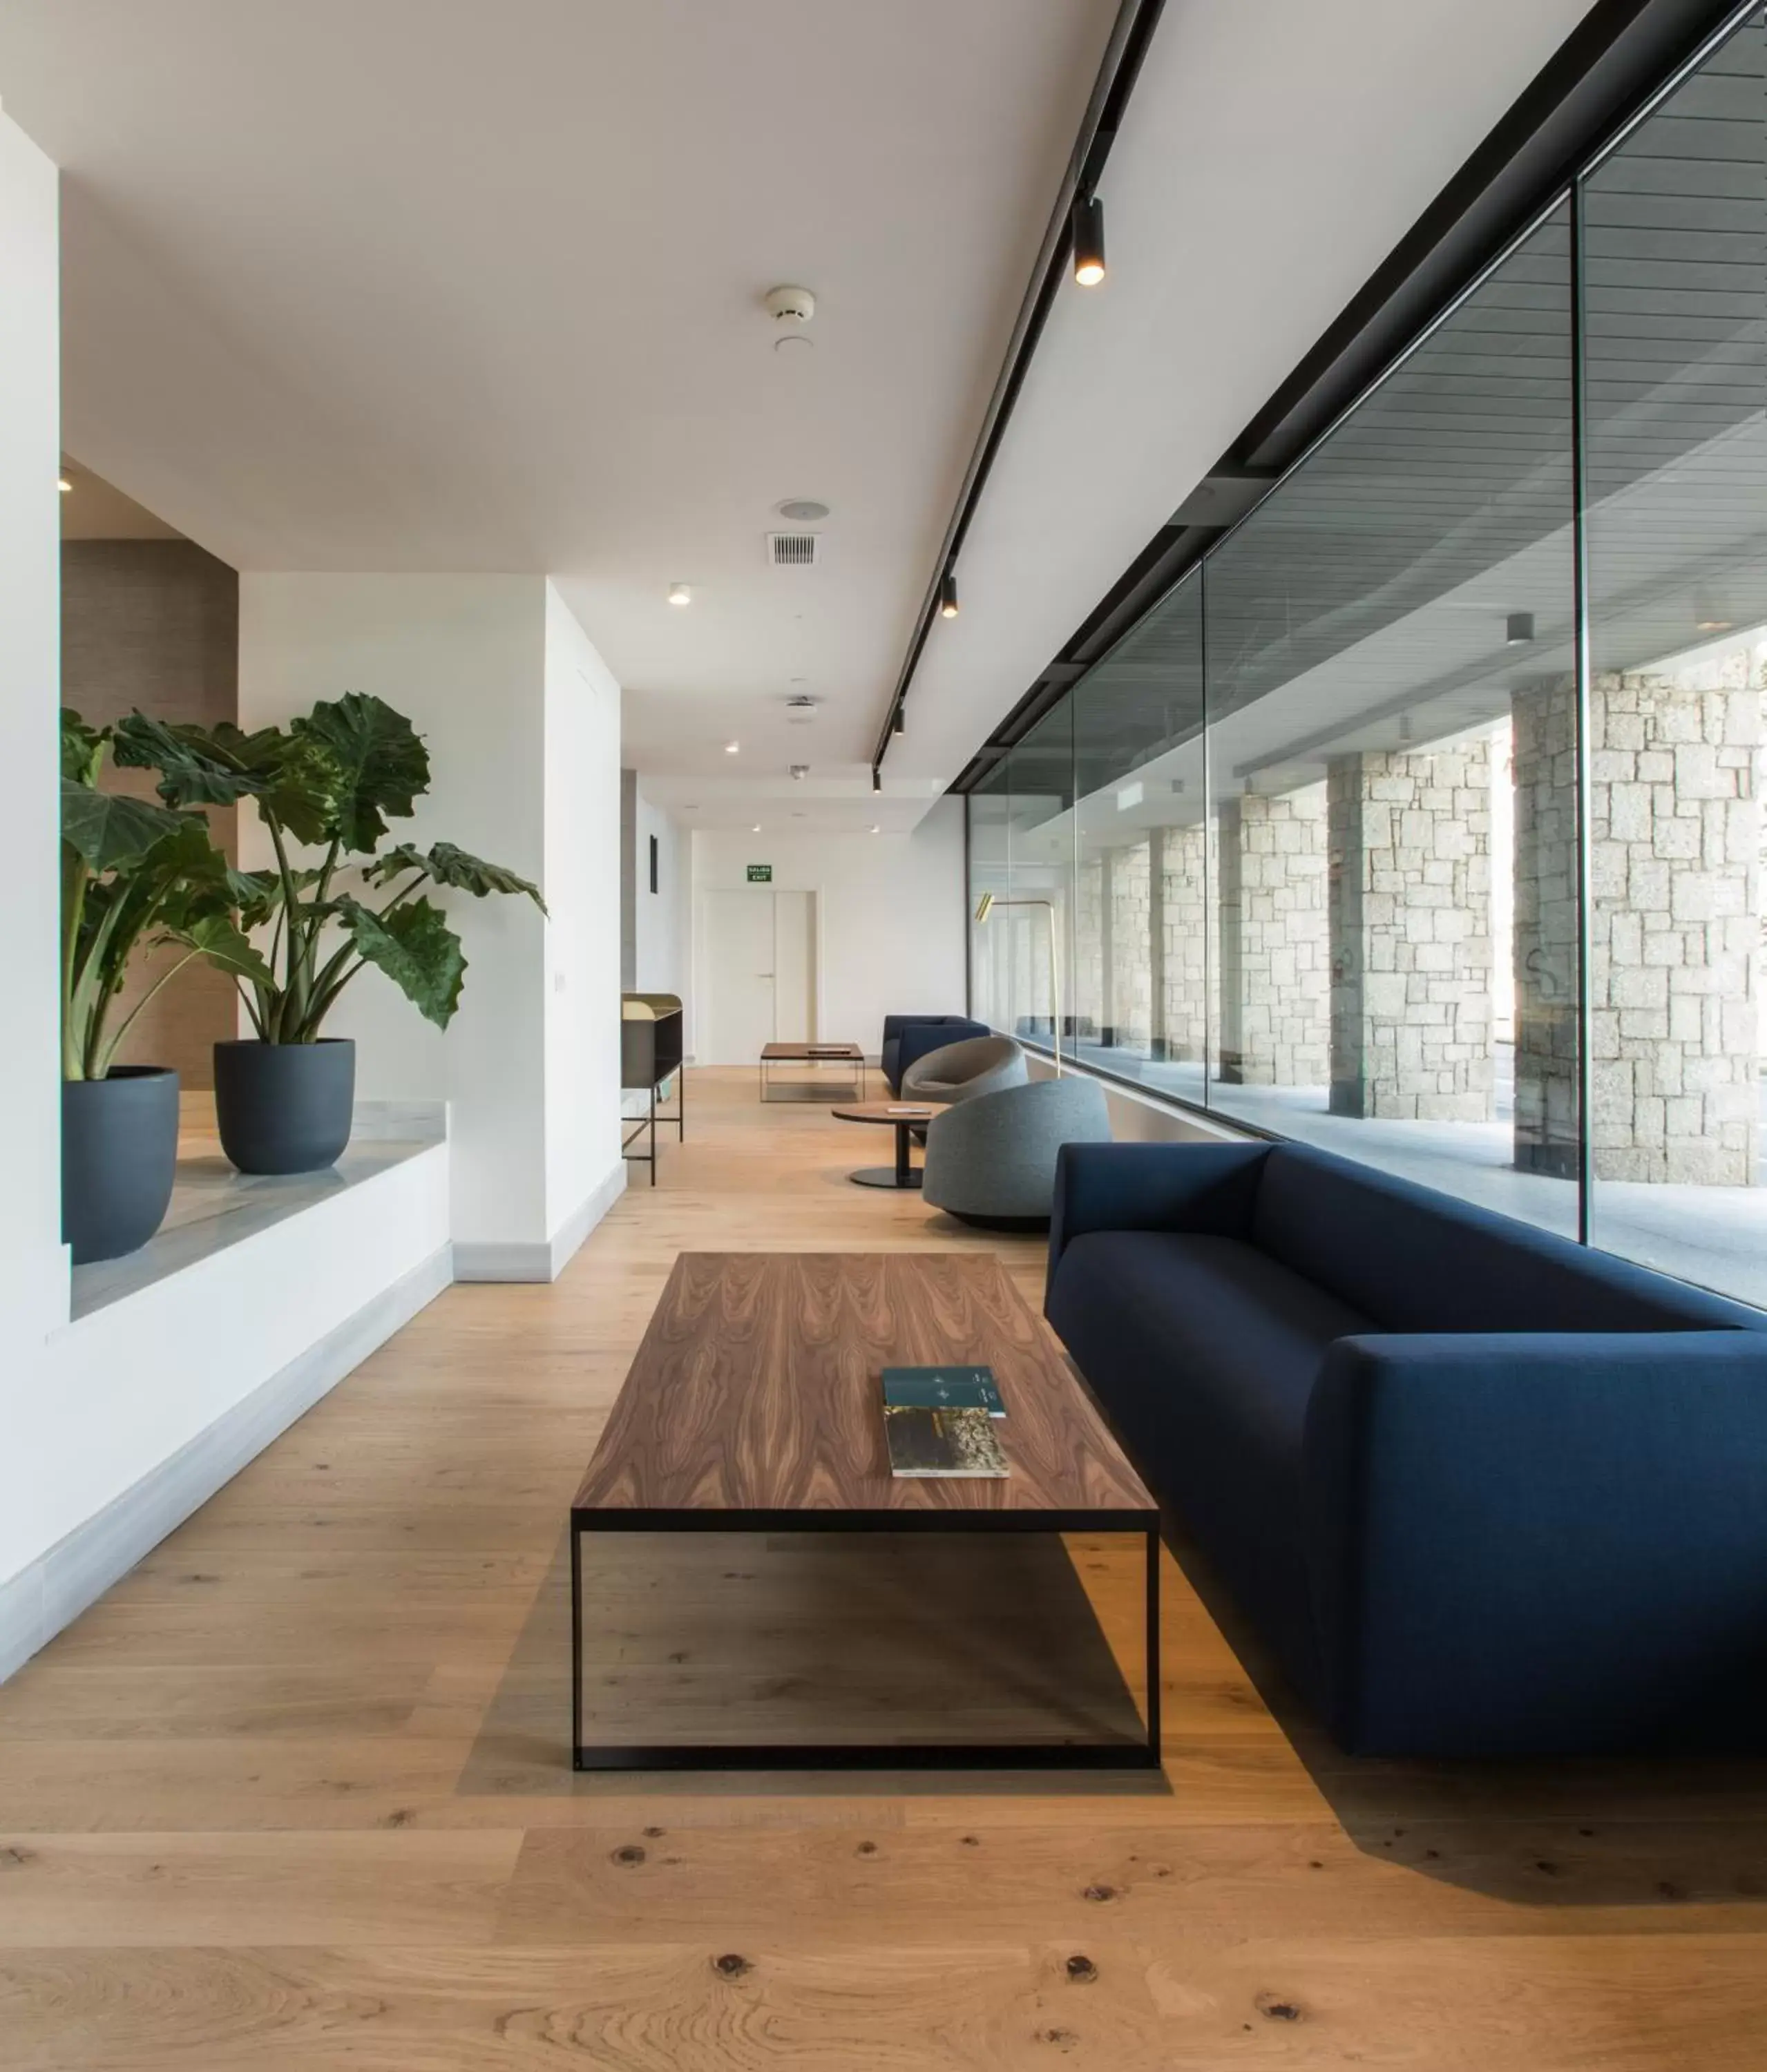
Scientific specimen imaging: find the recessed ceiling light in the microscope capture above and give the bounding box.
[751,823,761,833]
[1697,619,1734,633]
[724,740,740,755]
[668,582,692,607]
[774,334,814,356]
[57,475,73,493]
[777,499,830,523]
[869,824,881,835]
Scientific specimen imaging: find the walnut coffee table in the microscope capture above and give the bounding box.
[569,1251,1161,1771]
[758,1040,866,1102]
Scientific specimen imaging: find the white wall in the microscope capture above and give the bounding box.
[542,582,623,1238]
[238,574,624,1274]
[689,797,966,1062]
[3,1149,450,1677]
[633,781,687,1002]
[0,110,67,1353]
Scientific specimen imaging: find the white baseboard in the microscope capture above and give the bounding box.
[0,1243,455,1685]
[452,1159,627,1284]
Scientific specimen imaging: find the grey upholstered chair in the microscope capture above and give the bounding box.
[921,1074,1111,1229]
[900,1033,1026,1106]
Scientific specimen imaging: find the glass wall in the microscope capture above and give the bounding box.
[966,3,1767,1307]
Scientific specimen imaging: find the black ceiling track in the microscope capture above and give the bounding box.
[942,0,1749,796]
[869,0,1169,780]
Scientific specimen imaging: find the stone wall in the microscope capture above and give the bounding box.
[1327,742,1494,1120]
[1511,682,1580,1175]
[1156,823,1209,1061]
[1513,666,1761,1186]
[1589,666,1758,1184]
[1216,787,1329,1084]
[1106,839,1152,1046]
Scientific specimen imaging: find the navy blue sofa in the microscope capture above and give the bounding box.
[881,1015,989,1095]
[1045,1139,1767,1757]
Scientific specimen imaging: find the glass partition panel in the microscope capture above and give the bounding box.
[1581,10,1767,1304]
[1203,200,1580,1235]
[967,758,1013,1036]
[1069,569,1207,1100]
[1000,700,1074,1053]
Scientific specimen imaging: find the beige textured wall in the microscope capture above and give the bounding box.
[61,540,239,1087]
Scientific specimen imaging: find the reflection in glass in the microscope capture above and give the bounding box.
[1582,12,1766,1296]
[1201,201,1578,1236]
[1069,573,1207,1100]
[962,10,1767,1308]
[1005,700,1075,1053]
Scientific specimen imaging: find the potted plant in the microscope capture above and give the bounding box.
[61,711,269,1263]
[115,694,544,1174]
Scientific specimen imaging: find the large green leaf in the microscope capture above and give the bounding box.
[61,709,106,785]
[335,893,466,1028]
[281,694,429,853]
[60,778,189,872]
[112,712,277,808]
[162,911,275,988]
[367,840,548,912]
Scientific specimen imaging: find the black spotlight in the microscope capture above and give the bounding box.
[892,704,906,736]
[1506,611,1535,646]
[938,570,959,619]
[1071,193,1105,287]
[872,767,883,795]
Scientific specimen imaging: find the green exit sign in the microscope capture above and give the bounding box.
[746,863,772,883]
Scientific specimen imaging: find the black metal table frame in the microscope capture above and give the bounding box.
[569,1506,1161,1772]
[621,1070,685,1187]
[842,1109,928,1191]
[758,1052,868,1104]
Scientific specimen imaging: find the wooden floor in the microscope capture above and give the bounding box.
[4,1068,1766,2069]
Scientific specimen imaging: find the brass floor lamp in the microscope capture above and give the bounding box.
[973,892,1062,1076]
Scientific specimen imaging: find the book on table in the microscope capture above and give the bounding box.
[882,1403,1010,1479]
[881,1364,1005,1417]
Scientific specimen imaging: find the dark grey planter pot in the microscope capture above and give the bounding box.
[61,1065,181,1266]
[214,1038,355,1175]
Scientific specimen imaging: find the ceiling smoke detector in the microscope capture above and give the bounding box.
[784,694,818,721]
[776,499,830,523]
[790,763,810,781]
[763,285,816,326]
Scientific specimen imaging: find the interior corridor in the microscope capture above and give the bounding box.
[0,1071,1763,2069]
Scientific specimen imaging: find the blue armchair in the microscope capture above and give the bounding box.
[880,1015,989,1094]
[1044,1138,1767,1756]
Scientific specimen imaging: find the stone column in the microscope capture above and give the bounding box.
[1073,853,1103,1043]
[1108,838,1152,1048]
[1327,741,1494,1120]
[1511,680,1582,1175]
[1147,833,1167,1057]
[1586,667,1759,1184]
[1215,786,1330,1085]
[1158,821,1209,1062]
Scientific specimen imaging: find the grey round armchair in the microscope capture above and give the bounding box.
[900,1033,1026,1106]
[921,1074,1111,1229]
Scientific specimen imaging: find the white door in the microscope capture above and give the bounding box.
[704,890,779,1063]
[772,890,815,1044]
[701,889,819,1061]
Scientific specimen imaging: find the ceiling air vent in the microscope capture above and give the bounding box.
[766,531,821,568]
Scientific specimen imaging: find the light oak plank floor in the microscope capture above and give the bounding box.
[3,1068,1765,2069]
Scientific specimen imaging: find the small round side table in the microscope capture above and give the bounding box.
[832,1102,937,1189]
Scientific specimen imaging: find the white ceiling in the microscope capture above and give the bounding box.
[1,0,1598,830]
[890,0,1601,801]
[0,0,1115,816]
